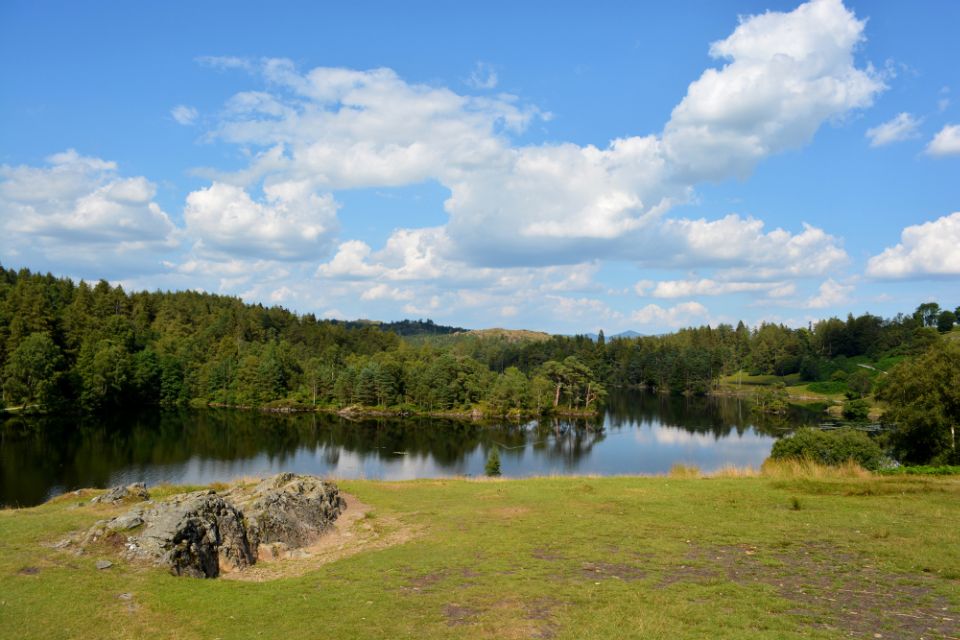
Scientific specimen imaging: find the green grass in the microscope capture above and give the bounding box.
[878,465,960,476]
[2,473,959,639]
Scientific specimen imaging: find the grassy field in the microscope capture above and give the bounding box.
[2,468,959,639]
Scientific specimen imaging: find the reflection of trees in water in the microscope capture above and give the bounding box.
[529,423,606,467]
[604,389,817,438]
[0,389,813,507]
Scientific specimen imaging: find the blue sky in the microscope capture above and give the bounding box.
[1,0,958,334]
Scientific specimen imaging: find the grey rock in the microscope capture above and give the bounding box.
[230,473,347,549]
[84,475,343,579]
[108,513,145,532]
[92,482,150,505]
[126,490,255,578]
[95,560,112,570]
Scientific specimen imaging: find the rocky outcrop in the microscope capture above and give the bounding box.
[91,482,149,504]
[81,474,345,578]
[228,473,346,551]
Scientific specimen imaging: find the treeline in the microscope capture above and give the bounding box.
[0,267,602,418]
[2,265,957,415]
[440,305,957,397]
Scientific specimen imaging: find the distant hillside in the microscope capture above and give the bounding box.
[458,328,553,343]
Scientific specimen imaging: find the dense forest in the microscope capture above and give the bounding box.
[1,266,957,463]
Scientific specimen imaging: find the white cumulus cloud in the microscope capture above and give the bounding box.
[805,278,853,308]
[866,212,960,278]
[184,181,339,261]
[663,0,883,180]
[631,302,710,328]
[646,278,788,298]
[0,150,179,273]
[926,124,960,156]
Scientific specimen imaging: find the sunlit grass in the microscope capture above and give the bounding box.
[2,472,958,639]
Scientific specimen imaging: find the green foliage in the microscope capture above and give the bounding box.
[841,398,870,422]
[753,383,789,415]
[844,369,873,399]
[876,340,960,465]
[484,446,501,476]
[938,310,957,333]
[2,332,63,407]
[770,428,884,470]
[806,380,847,395]
[877,465,960,476]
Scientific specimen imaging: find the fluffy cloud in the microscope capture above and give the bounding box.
[865,113,921,147]
[208,61,540,191]
[184,181,338,260]
[926,124,960,156]
[643,278,788,298]
[805,278,853,308]
[656,216,847,276]
[631,302,710,328]
[193,0,876,270]
[360,284,414,302]
[171,105,199,126]
[866,212,960,278]
[663,0,883,180]
[6,0,885,335]
[0,150,179,272]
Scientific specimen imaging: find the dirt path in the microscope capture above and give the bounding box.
[221,492,419,582]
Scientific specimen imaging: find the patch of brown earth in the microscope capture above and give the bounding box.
[443,603,478,626]
[531,547,564,561]
[500,597,564,639]
[661,542,960,639]
[221,493,419,582]
[402,569,449,593]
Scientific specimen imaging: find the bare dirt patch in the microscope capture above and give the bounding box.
[487,597,563,640]
[531,547,565,561]
[661,542,960,639]
[443,603,478,626]
[221,493,419,582]
[402,569,449,592]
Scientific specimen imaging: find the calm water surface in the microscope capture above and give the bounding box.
[0,390,819,507]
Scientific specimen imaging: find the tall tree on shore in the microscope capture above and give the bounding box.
[876,340,960,464]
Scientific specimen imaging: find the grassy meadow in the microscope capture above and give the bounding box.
[2,467,959,639]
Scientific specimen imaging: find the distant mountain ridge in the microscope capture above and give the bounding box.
[331,318,642,342]
[457,328,553,342]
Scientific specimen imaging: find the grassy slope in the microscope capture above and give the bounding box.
[2,473,959,639]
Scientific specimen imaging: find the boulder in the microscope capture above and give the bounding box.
[124,490,255,578]
[83,475,345,578]
[229,473,346,550]
[91,482,149,505]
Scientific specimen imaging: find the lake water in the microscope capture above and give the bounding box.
[0,390,819,507]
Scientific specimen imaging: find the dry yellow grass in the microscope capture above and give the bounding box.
[760,457,871,479]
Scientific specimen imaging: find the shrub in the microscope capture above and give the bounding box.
[842,399,870,422]
[485,446,501,477]
[769,428,883,471]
